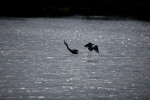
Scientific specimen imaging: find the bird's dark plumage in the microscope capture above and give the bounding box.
[64,40,79,54]
[84,42,99,53]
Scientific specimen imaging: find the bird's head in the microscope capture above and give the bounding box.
[64,40,67,45]
[84,42,94,47]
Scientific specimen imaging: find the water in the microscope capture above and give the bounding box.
[0,17,150,100]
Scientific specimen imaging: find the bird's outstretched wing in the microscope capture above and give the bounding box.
[93,45,99,53]
[84,42,93,48]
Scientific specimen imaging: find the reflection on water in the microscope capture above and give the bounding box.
[0,17,150,100]
[85,58,99,63]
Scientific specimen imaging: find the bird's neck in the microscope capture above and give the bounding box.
[65,43,71,51]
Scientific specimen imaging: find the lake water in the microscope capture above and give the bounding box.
[0,17,150,100]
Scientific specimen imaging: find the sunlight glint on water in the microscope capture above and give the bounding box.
[0,17,150,100]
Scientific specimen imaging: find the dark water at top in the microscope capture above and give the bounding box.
[0,17,150,100]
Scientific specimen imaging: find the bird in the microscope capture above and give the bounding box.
[84,42,99,56]
[64,40,79,54]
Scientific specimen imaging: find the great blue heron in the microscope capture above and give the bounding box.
[64,40,79,54]
[84,42,99,56]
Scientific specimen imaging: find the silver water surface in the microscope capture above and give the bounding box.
[0,17,150,100]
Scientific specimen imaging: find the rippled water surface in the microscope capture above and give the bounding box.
[0,17,150,100]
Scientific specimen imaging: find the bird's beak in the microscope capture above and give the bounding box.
[64,40,66,45]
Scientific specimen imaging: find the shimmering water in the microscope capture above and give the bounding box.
[0,17,150,100]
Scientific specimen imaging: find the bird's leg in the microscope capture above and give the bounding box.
[89,52,91,57]
[87,51,91,58]
[87,52,89,57]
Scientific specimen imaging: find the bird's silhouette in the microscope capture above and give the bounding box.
[64,40,79,54]
[84,42,99,56]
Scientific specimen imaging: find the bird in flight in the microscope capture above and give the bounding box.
[64,40,79,54]
[84,42,99,56]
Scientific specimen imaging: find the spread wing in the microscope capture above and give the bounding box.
[84,42,93,48]
[93,45,99,53]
